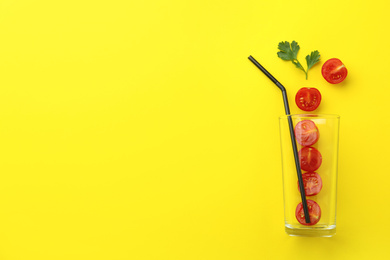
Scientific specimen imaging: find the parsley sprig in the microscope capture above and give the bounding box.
[277,41,320,80]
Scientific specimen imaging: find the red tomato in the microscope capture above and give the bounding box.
[295,88,322,111]
[299,146,322,172]
[298,172,322,196]
[321,58,348,84]
[295,199,321,225]
[294,120,319,146]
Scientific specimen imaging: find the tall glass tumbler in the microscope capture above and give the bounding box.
[279,114,340,237]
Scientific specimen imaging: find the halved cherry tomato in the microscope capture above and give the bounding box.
[298,172,322,196]
[299,146,322,172]
[295,88,321,111]
[294,120,319,146]
[295,199,321,225]
[321,58,348,84]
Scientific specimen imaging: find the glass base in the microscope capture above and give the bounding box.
[285,224,336,237]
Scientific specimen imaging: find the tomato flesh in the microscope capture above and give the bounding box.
[295,88,322,111]
[294,120,319,146]
[298,172,322,196]
[299,146,322,172]
[321,58,348,84]
[295,199,321,225]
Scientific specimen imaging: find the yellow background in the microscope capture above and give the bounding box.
[0,0,389,259]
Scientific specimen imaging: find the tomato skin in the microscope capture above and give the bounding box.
[299,146,322,172]
[295,200,321,225]
[298,172,323,196]
[322,58,348,84]
[294,120,319,146]
[295,88,322,111]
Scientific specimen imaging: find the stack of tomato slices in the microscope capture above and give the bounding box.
[294,120,323,226]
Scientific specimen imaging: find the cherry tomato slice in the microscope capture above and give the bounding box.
[321,58,348,84]
[294,120,319,146]
[297,172,323,196]
[299,146,322,172]
[295,88,322,111]
[295,199,321,226]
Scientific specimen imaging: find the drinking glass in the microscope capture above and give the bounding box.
[279,114,340,237]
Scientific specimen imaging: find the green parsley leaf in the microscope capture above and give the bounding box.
[277,41,299,61]
[290,41,300,59]
[277,41,320,80]
[306,50,321,70]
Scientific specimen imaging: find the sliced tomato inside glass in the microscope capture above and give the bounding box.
[299,146,322,172]
[321,58,348,84]
[295,199,321,226]
[294,120,319,146]
[297,172,322,196]
[295,88,322,111]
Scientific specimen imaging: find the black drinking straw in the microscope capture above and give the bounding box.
[248,55,311,224]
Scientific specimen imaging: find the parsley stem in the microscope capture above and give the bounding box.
[294,59,307,79]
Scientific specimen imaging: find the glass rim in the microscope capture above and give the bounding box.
[279,114,340,119]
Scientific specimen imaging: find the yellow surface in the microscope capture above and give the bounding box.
[0,0,389,259]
